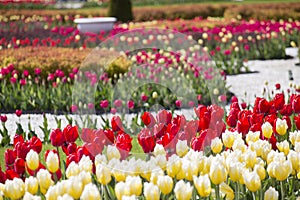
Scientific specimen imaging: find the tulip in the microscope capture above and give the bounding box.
[166,154,181,178]
[126,176,142,196]
[138,128,156,153]
[25,177,38,195]
[264,187,279,200]
[276,118,288,135]
[222,131,235,148]
[45,185,59,200]
[144,182,159,200]
[157,175,173,195]
[243,171,261,192]
[26,149,39,171]
[106,145,121,161]
[80,183,101,200]
[96,164,111,185]
[153,144,166,157]
[262,122,273,138]
[37,169,53,194]
[111,116,123,132]
[244,150,257,168]
[63,125,79,143]
[220,182,234,200]
[276,140,290,155]
[46,151,59,173]
[211,137,223,154]
[23,192,41,200]
[67,177,83,199]
[254,164,266,180]
[176,140,188,157]
[193,174,211,197]
[127,100,135,109]
[4,178,25,199]
[273,160,292,181]
[174,180,193,200]
[14,158,25,174]
[66,162,80,178]
[115,182,130,200]
[15,109,22,117]
[229,162,243,182]
[209,159,227,185]
[50,129,65,147]
[0,115,7,123]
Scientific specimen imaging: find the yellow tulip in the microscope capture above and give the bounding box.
[277,140,290,155]
[243,171,261,192]
[174,180,193,200]
[26,149,39,171]
[143,182,159,200]
[222,131,235,148]
[276,118,288,136]
[273,160,292,181]
[126,176,142,196]
[106,145,121,161]
[46,151,59,173]
[176,140,189,157]
[157,175,173,195]
[288,150,300,171]
[67,177,83,199]
[115,182,130,200]
[244,150,257,169]
[166,155,181,178]
[211,137,223,154]
[25,177,38,195]
[193,174,211,197]
[228,162,243,182]
[220,182,234,200]
[66,162,80,178]
[150,169,164,185]
[254,164,266,180]
[262,122,273,139]
[4,178,25,200]
[209,159,227,185]
[81,183,101,200]
[37,169,53,195]
[246,131,260,144]
[96,164,112,185]
[264,187,278,200]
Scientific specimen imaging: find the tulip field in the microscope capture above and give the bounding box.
[0,0,300,199]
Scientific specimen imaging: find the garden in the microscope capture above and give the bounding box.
[0,0,300,199]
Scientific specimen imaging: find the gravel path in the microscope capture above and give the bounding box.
[0,48,299,141]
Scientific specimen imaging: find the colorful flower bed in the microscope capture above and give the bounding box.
[0,84,299,199]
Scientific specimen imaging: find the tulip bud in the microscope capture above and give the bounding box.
[80,183,101,200]
[153,144,166,157]
[262,122,273,139]
[220,182,235,200]
[144,182,159,200]
[176,140,188,157]
[67,177,83,199]
[96,164,111,185]
[273,160,292,181]
[193,174,211,197]
[264,187,279,200]
[166,154,181,178]
[157,175,173,195]
[36,169,53,194]
[209,159,227,185]
[211,137,223,154]
[66,162,80,178]
[222,131,235,148]
[276,140,290,156]
[174,180,193,200]
[126,176,142,196]
[276,118,288,135]
[243,171,261,192]
[25,177,38,195]
[46,151,59,173]
[106,145,121,161]
[115,182,130,200]
[26,149,39,171]
[4,178,25,199]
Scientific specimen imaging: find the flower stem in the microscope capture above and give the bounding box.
[216,184,220,200]
[235,182,239,200]
[281,181,285,200]
[252,192,256,200]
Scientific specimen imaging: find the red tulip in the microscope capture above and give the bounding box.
[191,131,207,151]
[51,168,62,181]
[103,129,115,144]
[292,95,300,113]
[141,112,156,128]
[226,114,237,127]
[237,117,250,135]
[50,128,65,147]
[115,133,132,160]
[81,128,95,143]
[153,123,166,139]
[156,110,172,125]
[0,115,7,123]
[141,94,148,101]
[175,100,182,108]
[138,128,156,153]
[34,68,41,76]
[282,116,291,130]
[5,170,19,180]
[180,120,198,143]
[70,105,78,113]
[63,125,79,143]
[67,143,77,155]
[0,168,6,183]
[29,137,42,154]
[157,132,176,152]
[273,93,285,110]
[249,123,262,133]
[15,142,30,160]
[280,104,293,116]
[14,158,25,174]
[194,105,208,119]
[258,98,270,114]
[231,96,238,103]
[15,109,22,117]
[77,146,93,161]
[250,113,264,126]
[66,153,78,167]
[13,134,24,148]
[294,114,300,130]
[275,83,281,90]
[111,116,123,132]
[5,149,16,168]
[241,102,247,109]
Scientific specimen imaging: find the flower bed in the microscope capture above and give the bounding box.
[0,84,299,199]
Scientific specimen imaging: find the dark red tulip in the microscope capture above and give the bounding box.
[50,128,65,147]
[115,133,132,160]
[103,129,115,144]
[280,104,293,116]
[5,149,16,167]
[226,114,237,127]
[111,116,123,132]
[15,109,22,117]
[0,115,7,123]
[294,114,300,130]
[16,142,30,160]
[275,83,281,90]
[241,102,247,109]
[138,128,156,153]
[194,105,208,119]
[258,98,270,114]
[66,153,78,167]
[63,125,79,143]
[0,168,6,183]
[191,131,207,152]
[67,143,77,155]
[292,95,300,113]
[237,117,250,135]
[14,158,25,174]
[13,134,24,148]
[141,112,156,128]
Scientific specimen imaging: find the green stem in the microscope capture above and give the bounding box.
[281,181,285,200]
[235,182,239,200]
[216,184,220,200]
[252,192,256,200]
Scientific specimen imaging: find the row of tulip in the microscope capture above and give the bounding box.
[0,85,300,199]
[1,18,299,74]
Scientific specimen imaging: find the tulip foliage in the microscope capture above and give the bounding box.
[0,87,299,199]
